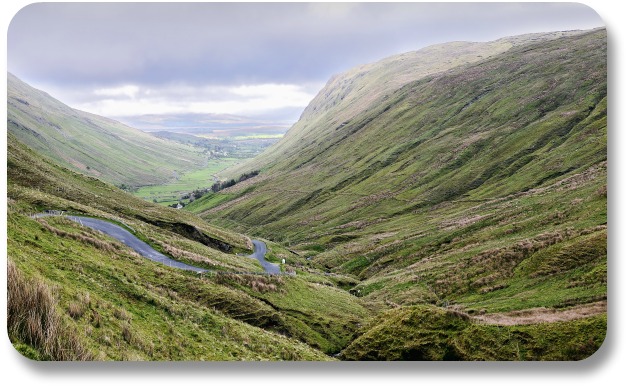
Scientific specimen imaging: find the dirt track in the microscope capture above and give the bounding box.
[472,301,606,325]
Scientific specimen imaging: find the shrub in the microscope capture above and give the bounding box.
[113,308,132,322]
[68,302,86,320]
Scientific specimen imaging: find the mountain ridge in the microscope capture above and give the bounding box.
[225,29,594,178]
[7,72,206,187]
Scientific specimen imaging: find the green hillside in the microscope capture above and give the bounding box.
[7,133,368,360]
[7,73,206,187]
[339,305,605,360]
[187,29,607,359]
[223,30,585,179]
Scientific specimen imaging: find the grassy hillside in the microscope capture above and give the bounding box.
[339,305,605,361]
[223,30,584,179]
[7,73,206,187]
[7,133,368,360]
[187,29,607,359]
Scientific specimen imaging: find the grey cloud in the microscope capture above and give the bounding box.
[9,2,603,88]
[7,2,605,132]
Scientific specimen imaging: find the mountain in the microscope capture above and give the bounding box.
[224,29,586,178]
[6,28,606,361]
[187,29,607,359]
[118,112,293,138]
[7,73,205,187]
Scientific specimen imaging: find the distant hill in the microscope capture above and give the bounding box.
[187,29,607,360]
[120,112,292,138]
[7,73,206,187]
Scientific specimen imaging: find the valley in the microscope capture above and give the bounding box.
[6,28,607,361]
[132,158,241,206]
[132,133,280,206]
[8,133,366,359]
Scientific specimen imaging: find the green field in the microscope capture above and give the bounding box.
[134,158,242,205]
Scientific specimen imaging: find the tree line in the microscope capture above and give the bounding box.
[210,170,259,193]
[168,170,260,209]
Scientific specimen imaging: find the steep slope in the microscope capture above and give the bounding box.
[7,133,368,359]
[7,73,205,187]
[225,30,584,178]
[187,28,607,359]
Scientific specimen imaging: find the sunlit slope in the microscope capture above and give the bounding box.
[7,73,205,187]
[188,28,606,326]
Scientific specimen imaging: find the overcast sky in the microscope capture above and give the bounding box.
[7,2,604,126]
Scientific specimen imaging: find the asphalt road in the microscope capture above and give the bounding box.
[67,216,209,273]
[35,212,279,274]
[249,239,280,274]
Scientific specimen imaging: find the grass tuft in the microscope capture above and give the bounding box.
[7,260,95,360]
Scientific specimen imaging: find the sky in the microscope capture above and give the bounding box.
[6,2,605,132]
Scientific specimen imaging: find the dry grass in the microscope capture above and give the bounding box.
[214,273,285,293]
[67,302,86,320]
[160,242,221,268]
[90,310,102,328]
[68,292,91,319]
[296,213,327,226]
[121,324,134,344]
[37,218,121,253]
[113,308,131,322]
[7,260,94,360]
[473,301,607,325]
[440,214,491,231]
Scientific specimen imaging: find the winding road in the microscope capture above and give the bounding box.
[35,213,278,274]
[68,216,211,272]
[248,239,280,275]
